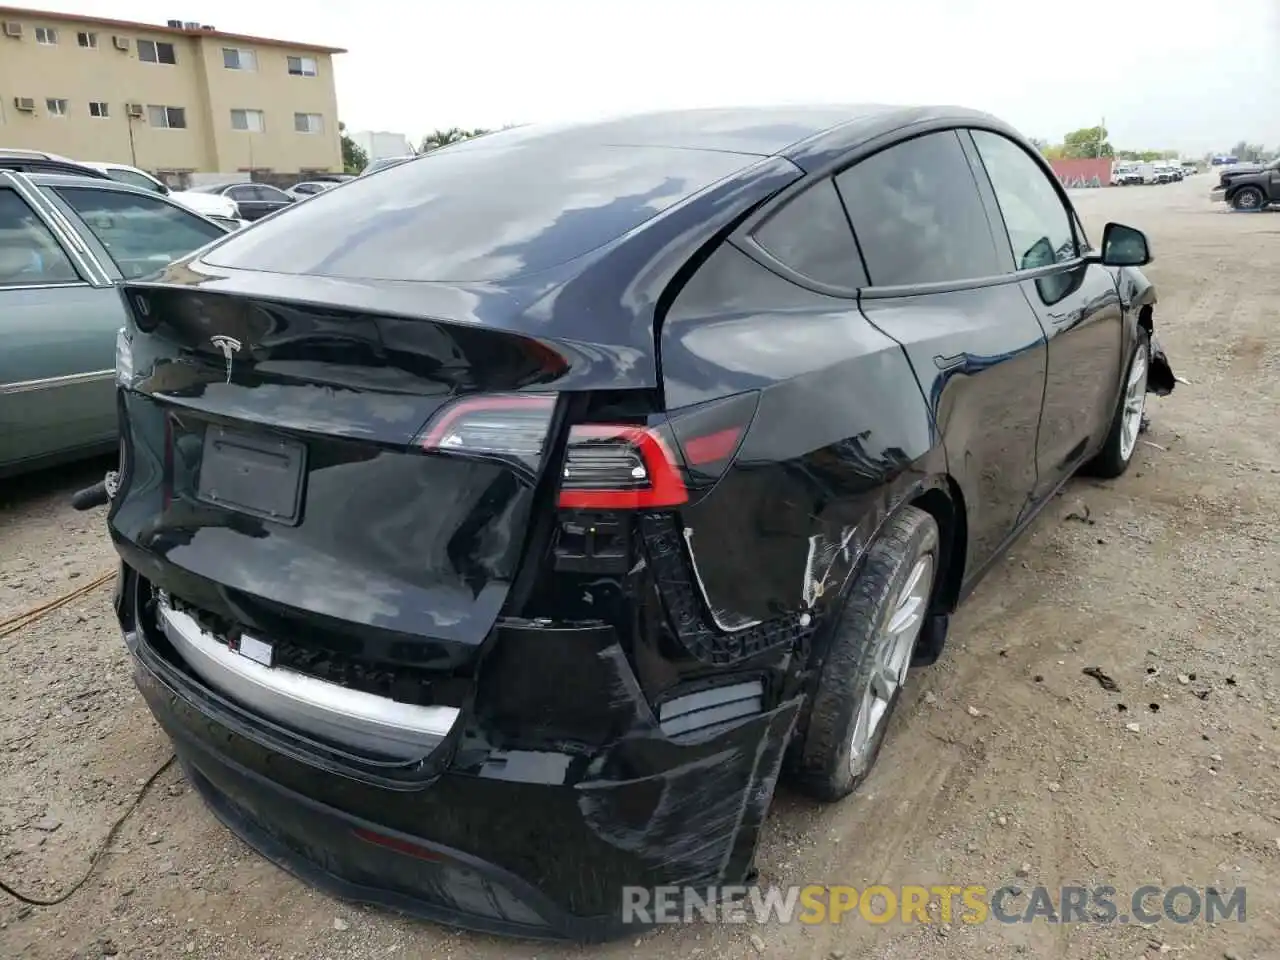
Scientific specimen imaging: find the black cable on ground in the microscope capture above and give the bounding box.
[0,754,176,907]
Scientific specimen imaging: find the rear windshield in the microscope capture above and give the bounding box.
[202,139,750,282]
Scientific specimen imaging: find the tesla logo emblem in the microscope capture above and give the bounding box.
[209,335,241,383]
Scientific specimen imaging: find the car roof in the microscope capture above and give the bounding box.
[428,104,1019,172]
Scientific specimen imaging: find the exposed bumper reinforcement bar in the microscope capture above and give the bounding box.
[157,597,460,760]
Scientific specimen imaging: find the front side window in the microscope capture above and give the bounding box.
[230,109,266,133]
[970,129,1077,271]
[837,131,1002,286]
[0,189,80,286]
[751,178,865,288]
[253,185,290,202]
[138,39,177,64]
[49,187,223,279]
[225,185,257,202]
[287,55,317,76]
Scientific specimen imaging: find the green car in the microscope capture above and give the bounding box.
[0,170,233,478]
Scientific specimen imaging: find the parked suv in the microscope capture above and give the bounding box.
[105,107,1176,941]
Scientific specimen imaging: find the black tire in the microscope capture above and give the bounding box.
[1085,328,1150,479]
[1230,186,1266,211]
[792,506,940,803]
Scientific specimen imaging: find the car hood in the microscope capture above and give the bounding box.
[170,190,238,218]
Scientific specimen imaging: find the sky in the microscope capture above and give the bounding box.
[29,0,1280,154]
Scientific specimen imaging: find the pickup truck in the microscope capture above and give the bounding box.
[1210,157,1280,210]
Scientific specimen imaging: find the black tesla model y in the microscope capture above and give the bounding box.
[106,106,1176,940]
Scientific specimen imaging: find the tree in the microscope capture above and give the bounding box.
[339,122,367,174]
[1062,126,1113,159]
[419,127,492,153]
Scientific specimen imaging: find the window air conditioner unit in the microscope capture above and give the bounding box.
[3,21,22,37]
[14,97,36,112]
[113,35,130,50]
[166,19,182,28]
[126,103,144,118]
[182,21,200,29]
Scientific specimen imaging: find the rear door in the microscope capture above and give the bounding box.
[836,129,1050,573]
[0,180,120,470]
[964,128,1125,500]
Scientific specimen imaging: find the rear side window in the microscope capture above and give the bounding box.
[837,130,1001,286]
[0,188,80,286]
[751,178,865,287]
[970,129,1077,270]
[50,187,225,278]
[203,138,752,282]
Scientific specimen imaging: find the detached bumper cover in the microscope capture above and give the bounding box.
[120,567,801,941]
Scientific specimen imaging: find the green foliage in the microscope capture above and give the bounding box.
[419,127,493,153]
[1062,126,1113,159]
[339,121,368,174]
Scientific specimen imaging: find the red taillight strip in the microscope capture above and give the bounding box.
[557,425,689,509]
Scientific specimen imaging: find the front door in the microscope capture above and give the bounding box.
[966,129,1126,502]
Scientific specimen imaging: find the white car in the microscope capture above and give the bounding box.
[285,180,335,200]
[81,162,243,226]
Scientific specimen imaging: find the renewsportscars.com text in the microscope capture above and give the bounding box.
[621,884,1247,926]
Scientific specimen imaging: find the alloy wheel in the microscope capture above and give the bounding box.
[1119,343,1148,463]
[849,553,935,776]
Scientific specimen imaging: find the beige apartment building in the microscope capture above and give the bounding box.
[0,6,345,180]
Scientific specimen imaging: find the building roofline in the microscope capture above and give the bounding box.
[0,5,347,53]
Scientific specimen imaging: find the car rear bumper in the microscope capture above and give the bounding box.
[117,563,800,941]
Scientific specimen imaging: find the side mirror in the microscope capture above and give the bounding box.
[1099,222,1151,267]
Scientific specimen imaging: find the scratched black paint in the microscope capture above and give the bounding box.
[108,106,1175,940]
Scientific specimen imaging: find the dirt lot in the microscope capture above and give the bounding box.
[2,175,1278,960]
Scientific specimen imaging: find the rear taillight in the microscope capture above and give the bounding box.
[416,390,761,511]
[559,424,688,509]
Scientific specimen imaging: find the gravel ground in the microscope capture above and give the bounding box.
[2,174,1278,960]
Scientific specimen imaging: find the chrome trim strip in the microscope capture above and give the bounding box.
[0,368,113,394]
[0,281,92,292]
[157,599,460,759]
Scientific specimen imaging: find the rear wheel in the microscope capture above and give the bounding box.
[1231,186,1266,211]
[793,506,939,802]
[1086,328,1149,479]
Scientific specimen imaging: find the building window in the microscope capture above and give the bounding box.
[230,109,265,133]
[89,101,109,118]
[77,31,97,48]
[147,105,187,129]
[137,39,177,64]
[287,55,318,77]
[46,98,69,117]
[294,113,324,134]
[35,26,58,44]
[222,47,257,70]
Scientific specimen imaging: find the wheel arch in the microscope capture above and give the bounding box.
[909,476,967,615]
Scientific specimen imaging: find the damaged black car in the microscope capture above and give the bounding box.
[100,106,1176,940]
